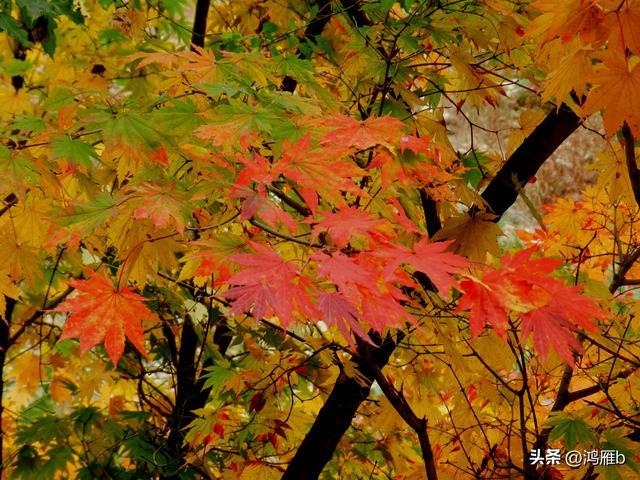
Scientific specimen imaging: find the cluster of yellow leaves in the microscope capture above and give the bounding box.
[530,0,640,136]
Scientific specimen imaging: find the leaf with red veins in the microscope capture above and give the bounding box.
[377,238,469,296]
[522,308,584,365]
[318,115,406,152]
[399,134,434,155]
[316,292,372,345]
[223,243,317,326]
[360,288,410,331]
[312,252,377,290]
[54,270,155,366]
[274,134,365,207]
[308,207,385,248]
[235,153,276,187]
[127,182,197,234]
[231,186,297,231]
[456,277,510,339]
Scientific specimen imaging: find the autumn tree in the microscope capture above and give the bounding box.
[0,0,639,479]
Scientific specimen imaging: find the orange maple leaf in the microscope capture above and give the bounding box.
[54,270,156,365]
[583,49,640,137]
[318,115,406,152]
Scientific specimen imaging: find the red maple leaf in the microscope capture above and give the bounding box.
[308,207,385,248]
[273,134,366,208]
[457,250,606,364]
[316,292,372,345]
[223,243,317,326]
[359,288,411,331]
[313,251,377,290]
[376,238,469,296]
[126,181,197,234]
[235,153,276,188]
[521,285,603,364]
[456,278,510,339]
[231,186,297,231]
[54,270,156,365]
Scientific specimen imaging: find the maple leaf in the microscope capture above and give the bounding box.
[614,3,640,56]
[377,238,469,296]
[456,277,510,339]
[316,292,372,345]
[458,250,606,363]
[309,207,385,248]
[528,0,608,46]
[318,114,405,152]
[386,198,421,234]
[539,39,593,105]
[235,153,276,188]
[176,46,220,83]
[223,242,317,326]
[313,251,377,290]
[54,270,156,365]
[359,288,410,331]
[179,235,244,285]
[582,48,640,137]
[125,181,198,235]
[435,213,503,262]
[273,134,366,208]
[126,50,181,70]
[521,296,597,365]
[521,281,604,365]
[231,186,297,232]
[399,134,433,155]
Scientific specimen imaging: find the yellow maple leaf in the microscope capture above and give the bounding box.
[539,38,594,105]
[611,1,640,56]
[9,352,41,398]
[435,213,503,262]
[588,147,635,202]
[50,377,73,405]
[583,50,640,137]
[528,0,609,47]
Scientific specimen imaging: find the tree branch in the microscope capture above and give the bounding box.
[622,121,640,207]
[420,188,441,237]
[281,333,397,479]
[280,0,332,93]
[0,298,17,476]
[366,352,438,480]
[480,103,581,218]
[0,193,17,219]
[190,0,210,49]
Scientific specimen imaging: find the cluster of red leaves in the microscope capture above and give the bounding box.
[457,249,606,364]
[53,246,607,367]
[222,238,469,345]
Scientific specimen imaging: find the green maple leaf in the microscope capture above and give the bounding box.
[547,412,597,450]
